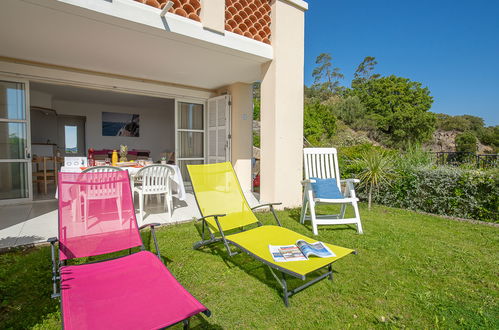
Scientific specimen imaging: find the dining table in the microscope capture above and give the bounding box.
[56,164,186,201]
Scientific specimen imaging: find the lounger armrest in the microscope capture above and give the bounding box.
[301,179,316,185]
[139,223,161,230]
[47,237,60,298]
[251,203,283,227]
[196,214,227,222]
[251,202,282,210]
[47,237,58,244]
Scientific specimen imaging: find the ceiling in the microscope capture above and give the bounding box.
[0,0,271,90]
[31,82,172,108]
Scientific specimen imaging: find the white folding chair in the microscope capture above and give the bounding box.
[80,167,125,232]
[301,148,363,235]
[133,165,173,224]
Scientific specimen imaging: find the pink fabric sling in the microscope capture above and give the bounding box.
[57,171,208,329]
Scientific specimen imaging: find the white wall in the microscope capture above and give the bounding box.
[30,90,52,108]
[30,90,58,145]
[50,99,175,160]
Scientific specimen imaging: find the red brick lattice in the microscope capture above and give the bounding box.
[225,0,271,44]
[134,0,201,22]
[134,0,271,44]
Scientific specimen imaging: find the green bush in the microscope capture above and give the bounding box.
[455,131,478,153]
[477,126,499,152]
[253,131,260,148]
[395,144,434,171]
[253,98,260,121]
[370,166,498,222]
[337,146,497,222]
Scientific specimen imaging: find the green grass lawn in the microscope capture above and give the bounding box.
[1,203,498,329]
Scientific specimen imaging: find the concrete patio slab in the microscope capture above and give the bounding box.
[0,191,260,250]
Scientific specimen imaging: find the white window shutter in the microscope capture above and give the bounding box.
[206,95,231,164]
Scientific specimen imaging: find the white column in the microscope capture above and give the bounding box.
[260,0,307,208]
[228,83,253,192]
[200,0,225,33]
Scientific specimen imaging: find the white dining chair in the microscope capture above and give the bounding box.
[80,167,125,232]
[133,165,173,224]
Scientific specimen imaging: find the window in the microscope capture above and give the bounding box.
[65,125,78,154]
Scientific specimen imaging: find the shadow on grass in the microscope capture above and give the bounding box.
[286,207,359,234]
[138,229,174,264]
[191,222,341,305]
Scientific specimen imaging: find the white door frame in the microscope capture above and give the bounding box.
[0,76,32,205]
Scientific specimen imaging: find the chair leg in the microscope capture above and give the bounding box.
[352,201,363,234]
[309,200,318,235]
[340,204,346,219]
[84,197,89,234]
[138,192,144,225]
[165,193,172,217]
[300,194,308,224]
[116,197,123,226]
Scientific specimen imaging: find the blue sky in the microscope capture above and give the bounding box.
[304,0,499,126]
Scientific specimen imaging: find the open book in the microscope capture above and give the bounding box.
[269,240,336,262]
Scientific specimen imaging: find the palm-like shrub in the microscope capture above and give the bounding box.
[354,150,397,210]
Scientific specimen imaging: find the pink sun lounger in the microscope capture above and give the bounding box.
[48,171,210,329]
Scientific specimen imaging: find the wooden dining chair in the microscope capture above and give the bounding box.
[33,156,61,194]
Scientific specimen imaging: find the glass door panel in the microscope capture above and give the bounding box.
[176,101,205,181]
[0,122,26,159]
[0,162,28,199]
[0,80,30,202]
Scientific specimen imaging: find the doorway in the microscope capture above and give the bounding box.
[57,115,86,157]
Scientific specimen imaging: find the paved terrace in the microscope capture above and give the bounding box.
[0,191,259,250]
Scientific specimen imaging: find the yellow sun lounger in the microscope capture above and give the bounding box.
[187,162,355,306]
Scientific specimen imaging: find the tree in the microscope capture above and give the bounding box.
[461,115,484,133]
[348,75,436,147]
[436,114,485,133]
[303,102,337,146]
[309,53,344,101]
[455,131,478,153]
[436,113,471,131]
[352,56,380,86]
[330,96,365,125]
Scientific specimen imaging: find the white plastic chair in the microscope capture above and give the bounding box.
[80,166,125,231]
[133,165,173,224]
[300,148,363,235]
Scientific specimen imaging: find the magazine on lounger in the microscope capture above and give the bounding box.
[269,240,336,262]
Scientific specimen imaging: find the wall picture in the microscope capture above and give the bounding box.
[102,112,140,137]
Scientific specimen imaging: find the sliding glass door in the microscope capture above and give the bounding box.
[176,100,205,181]
[0,79,31,203]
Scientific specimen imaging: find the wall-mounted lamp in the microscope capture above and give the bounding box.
[160,1,174,17]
